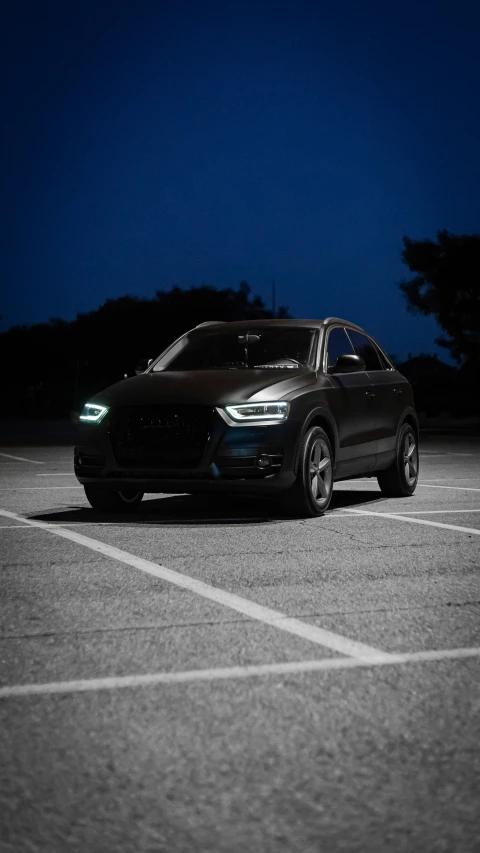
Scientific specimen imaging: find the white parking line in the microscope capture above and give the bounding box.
[369,509,480,516]
[339,480,480,488]
[341,508,480,535]
[417,484,480,492]
[1,646,479,699]
[0,508,390,661]
[0,452,44,464]
[420,452,476,457]
[0,486,83,491]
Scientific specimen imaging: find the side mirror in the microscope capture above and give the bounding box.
[332,353,366,373]
[135,358,153,375]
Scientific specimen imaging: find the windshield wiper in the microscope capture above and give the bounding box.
[206,361,246,369]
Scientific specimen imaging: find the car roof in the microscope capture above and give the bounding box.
[193,317,366,333]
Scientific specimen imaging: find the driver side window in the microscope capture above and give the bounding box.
[326,327,355,371]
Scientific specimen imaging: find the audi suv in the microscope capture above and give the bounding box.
[74,318,419,517]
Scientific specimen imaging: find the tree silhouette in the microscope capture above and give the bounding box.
[399,230,480,369]
[0,283,291,417]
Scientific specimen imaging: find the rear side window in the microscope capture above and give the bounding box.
[326,327,355,370]
[346,329,382,371]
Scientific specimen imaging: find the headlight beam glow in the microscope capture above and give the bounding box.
[224,402,289,422]
[79,403,109,423]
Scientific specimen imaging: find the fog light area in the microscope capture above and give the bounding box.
[255,454,271,469]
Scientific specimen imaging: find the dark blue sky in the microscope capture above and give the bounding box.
[4,0,480,360]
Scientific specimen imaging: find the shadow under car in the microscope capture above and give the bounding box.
[30,487,386,527]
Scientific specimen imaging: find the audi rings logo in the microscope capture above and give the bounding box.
[140,414,179,429]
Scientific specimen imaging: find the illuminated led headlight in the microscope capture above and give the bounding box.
[79,403,109,423]
[224,402,289,422]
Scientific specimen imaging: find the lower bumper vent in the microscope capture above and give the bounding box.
[215,447,283,478]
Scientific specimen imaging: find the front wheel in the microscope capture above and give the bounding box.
[377,423,419,497]
[84,485,144,512]
[281,426,334,517]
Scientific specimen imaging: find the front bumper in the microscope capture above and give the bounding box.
[74,409,301,495]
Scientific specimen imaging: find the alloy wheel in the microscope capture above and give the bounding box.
[309,437,332,507]
[403,431,418,487]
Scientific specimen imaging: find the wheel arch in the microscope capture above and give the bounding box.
[400,407,419,441]
[294,407,338,475]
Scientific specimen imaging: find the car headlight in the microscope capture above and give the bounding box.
[79,403,109,423]
[224,402,289,422]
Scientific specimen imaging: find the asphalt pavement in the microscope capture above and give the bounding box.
[1,433,479,852]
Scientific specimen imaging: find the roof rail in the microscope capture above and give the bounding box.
[322,317,365,331]
[195,321,223,328]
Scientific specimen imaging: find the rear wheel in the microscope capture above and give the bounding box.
[84,485,144,512]
[282,426,333,517]
[377,423,419,497]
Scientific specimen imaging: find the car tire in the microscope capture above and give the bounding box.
[281,426,334,517]
[377,423,419,497]
[84,485,144,512]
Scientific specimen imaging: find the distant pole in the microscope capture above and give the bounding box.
[271,279,276,318]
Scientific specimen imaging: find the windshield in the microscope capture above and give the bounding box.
[153,328,317,371]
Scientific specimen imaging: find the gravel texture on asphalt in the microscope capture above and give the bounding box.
[1,433,479,852]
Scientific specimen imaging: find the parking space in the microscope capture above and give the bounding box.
[1,434,479,851]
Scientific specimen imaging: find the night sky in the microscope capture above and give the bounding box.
[4,0,480,361]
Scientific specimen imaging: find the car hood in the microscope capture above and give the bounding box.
[92,369,317,408]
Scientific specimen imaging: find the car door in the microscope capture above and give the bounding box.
[346,329,407,466]
[325,326,377,475]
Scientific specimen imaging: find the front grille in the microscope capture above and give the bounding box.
[109,405,213,468]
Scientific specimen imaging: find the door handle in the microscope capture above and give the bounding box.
[365,390,376,399]
[393,387,403,397]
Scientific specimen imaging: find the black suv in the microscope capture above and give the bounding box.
[74,318,419,517]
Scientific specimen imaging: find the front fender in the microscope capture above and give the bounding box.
[400,406,419,437]
[293,406,339,475]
